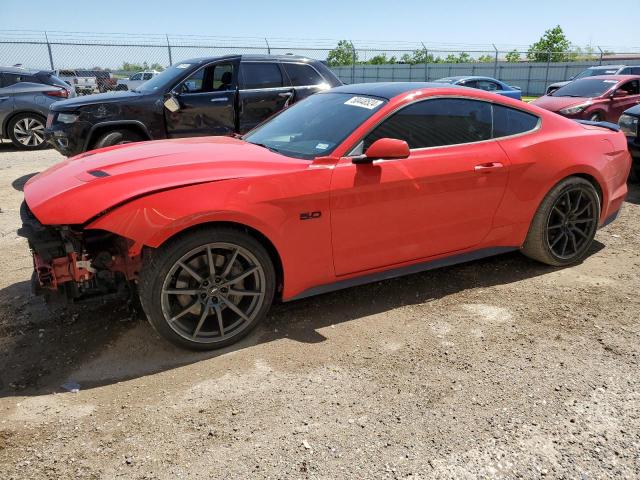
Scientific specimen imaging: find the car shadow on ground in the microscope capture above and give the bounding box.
[0,241,605,398]
[625,182,640,205]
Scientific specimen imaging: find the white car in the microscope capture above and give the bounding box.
[116,71,160,91]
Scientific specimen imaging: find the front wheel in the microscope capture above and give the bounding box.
[522,177,600,266]
[138,228,276,350]
[93,129,143,150]
[8,113,47,150]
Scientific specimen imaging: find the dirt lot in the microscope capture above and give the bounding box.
[0,142,638,479]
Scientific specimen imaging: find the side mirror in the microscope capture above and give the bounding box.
[352,138,410,164]
[164,94,181,113]
[612,90,629,98]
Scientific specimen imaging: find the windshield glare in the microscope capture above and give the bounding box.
[243,93,387,159]
[552,78,618,98]
[134,63,194,92]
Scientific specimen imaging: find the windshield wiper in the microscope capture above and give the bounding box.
[248,142,280,154]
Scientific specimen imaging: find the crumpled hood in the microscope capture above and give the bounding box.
[531,95,592,113]
[50,90,141,111]
[24,136,308,225]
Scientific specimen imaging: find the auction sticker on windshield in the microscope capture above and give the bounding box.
[344,96,384,109]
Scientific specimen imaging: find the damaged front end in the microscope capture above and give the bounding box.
[18,201,140,304]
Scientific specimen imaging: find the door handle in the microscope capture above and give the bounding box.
[210,97,228,103]
[278,92,292,98]
[474,162,504,172]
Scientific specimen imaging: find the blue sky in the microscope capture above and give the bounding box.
[0,0,637,50]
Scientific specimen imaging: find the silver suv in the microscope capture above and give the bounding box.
[0,67,74,150]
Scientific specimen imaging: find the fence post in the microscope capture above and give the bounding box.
[166,34,173,65]
[421,42,428,81]
[544,50,551,90]
[492,44,498,78]
[265,38,271,55]
[350,41,356,84]
[597,46,603,65]
[44,31,54,70]
[526,63,531,97]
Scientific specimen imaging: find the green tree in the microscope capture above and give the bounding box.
[149,63,165,72]
[327,40,357,67]
[505,49,521,63]
[477,54,493,63]
[368,54,389,65]
[527,25,572,62]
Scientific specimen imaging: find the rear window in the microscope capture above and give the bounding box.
[240,63,283,89]
[492,105,539,137]
[283,63,324,86]
[552,78,618,98]
[1,73,38,86]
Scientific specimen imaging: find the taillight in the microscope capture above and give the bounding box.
[44,88,69,98]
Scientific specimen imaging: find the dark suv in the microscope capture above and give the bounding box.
[45,55,342,156]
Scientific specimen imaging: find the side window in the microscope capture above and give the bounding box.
[2,73,21,87]
[142,73,153,80]
[476,80,500,91]
[0,74,7,88]
[461,80,477,88]
[619,68,631,75]
[631,67,640,75]
[240,62,283,89]
[179,63,234,94]
[283,63,324,86]
[212,64,234,91]
[619,80,640,95]
[130,73,142,81]
[364,98,492,150]
[492,105,539,138]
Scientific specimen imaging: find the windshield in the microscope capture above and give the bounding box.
[574,67,620,79]
[552,78,618,98]
[134,63,194,92]
[243,93,387,159]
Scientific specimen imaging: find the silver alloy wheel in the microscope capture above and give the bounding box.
[13,117,45,147]
[160,242,267,344]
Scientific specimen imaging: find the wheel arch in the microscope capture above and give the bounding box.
[85,120,152,151]
[146,220,285,301]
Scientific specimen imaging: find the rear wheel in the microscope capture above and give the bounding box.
[522,177,600,266]
[93,129,143,150]
[8,113,47,150]
[139,227,276,350]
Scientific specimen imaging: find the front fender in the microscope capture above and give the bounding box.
[87,171,335,300]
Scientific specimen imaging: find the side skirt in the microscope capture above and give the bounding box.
[287,246,518,302]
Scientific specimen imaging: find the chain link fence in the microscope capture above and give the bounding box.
[1,31,639,96]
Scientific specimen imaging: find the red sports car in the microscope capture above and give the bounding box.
[533,75,640,123]
[20,83,630,350]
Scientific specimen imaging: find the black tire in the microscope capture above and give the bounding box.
[521,177,600,267]
[93,129,143,150]
[138,227,276,350]
[7,113,48,150]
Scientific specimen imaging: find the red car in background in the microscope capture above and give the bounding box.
[533,75,640,123]
[20,83,630,350]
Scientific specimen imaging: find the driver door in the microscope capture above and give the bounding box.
[609,79,640,121]
[164,60,239,138]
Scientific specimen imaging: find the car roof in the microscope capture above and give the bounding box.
[587,65,626,70]
[327,82,462,100]
[0,66,40,74]
[573,74,640,81]
[180,54,319,65]
[437,76,503,82]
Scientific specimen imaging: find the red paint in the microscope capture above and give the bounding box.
[532,75,640,122]
[25,87,631,300]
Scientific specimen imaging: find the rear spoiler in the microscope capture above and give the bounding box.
[575,120,620,132]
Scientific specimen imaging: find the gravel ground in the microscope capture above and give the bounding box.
[0,142,639,479]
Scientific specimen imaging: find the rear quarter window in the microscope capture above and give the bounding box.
[283,63,324,86]
[493,105,539,138]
